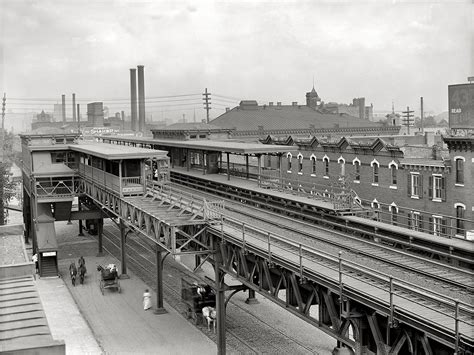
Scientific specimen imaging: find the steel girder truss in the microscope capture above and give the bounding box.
[189,232,467,355]
[79,178,222,256]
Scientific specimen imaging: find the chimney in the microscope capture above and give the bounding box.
[225,107,230,112]
[72,93,76,122]
[137,65,146,133]
[277,102,281,106]
[61,94,66,122]
[121,110,125,130]
[269,102,274,106]
[130,68,138,132]
[292,102,297,106]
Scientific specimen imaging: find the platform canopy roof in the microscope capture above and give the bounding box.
[100,136,296,155]
[70,142,169,160]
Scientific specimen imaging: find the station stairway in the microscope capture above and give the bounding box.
[39,255,57,278]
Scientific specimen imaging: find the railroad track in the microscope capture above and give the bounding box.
[160,182,474,300]
[98,222,330,354]
[170,172,473,267]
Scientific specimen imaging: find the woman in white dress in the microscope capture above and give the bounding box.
[143,289,152,310]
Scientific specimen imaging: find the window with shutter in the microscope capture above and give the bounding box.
[428,176,433,200]
[441,177,446,201]
[407,174,411,196]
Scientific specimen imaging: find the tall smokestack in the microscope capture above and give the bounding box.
[72,93,76,122]
[121,110,125,131]
[137,65,145,133]
[61,94,66,122]
[130,68,138,132]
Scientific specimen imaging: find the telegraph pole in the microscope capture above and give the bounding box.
[202,88,211,123]
[402,106,414,135]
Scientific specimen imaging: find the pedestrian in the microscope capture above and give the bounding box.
[32,253,38,274]
[143,289,152,310]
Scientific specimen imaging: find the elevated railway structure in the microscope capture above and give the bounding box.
[19,133,473,354]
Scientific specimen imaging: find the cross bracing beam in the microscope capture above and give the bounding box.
[78,178,223,257]
[178,216,472,354]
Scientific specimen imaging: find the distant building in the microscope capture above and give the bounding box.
[87,102,104,127]
[36,110,52,123]
[151,122,232,141]
[210,87,396,140]
[324,98,373,121]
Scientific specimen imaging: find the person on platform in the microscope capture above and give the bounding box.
[143,289,152,311]
[32,253,38,274]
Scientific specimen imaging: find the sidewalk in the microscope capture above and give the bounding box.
[35,277,103,354]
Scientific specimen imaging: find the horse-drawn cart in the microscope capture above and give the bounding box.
[97,264,121,295]
[181,278,215,324]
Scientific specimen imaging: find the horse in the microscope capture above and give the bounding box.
[202,306,217,332]
[69,262,77,286]
[77,257,86,284]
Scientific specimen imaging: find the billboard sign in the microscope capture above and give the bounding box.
[448,84,474,129]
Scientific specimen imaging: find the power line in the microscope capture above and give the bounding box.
[402,106,414,135]
[202,88,211,123]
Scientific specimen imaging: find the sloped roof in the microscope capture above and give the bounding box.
[210,104,383,131]
[157,122,227,131]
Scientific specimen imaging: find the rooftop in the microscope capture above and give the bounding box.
[210,103,383,132]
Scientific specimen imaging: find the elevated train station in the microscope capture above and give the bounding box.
[14,132,474,355]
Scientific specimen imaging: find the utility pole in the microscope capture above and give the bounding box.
[402,106,414,135]
[202,88,211,123]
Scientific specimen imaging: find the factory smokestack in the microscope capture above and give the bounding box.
[137,65,145,133]
[130,68,138,132]
[61,94,66,122]
[72,93,76,122]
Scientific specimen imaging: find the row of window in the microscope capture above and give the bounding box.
[379,203,466,236]
[285,154,466,187]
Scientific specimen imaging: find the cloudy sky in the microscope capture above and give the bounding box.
[0,0,472,126]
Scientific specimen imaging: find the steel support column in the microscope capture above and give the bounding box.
[215,245,226,355]
[245,289,259,304]
[78,197,84,236]
[154,245,167,314]
[97,218,104,256]
[119,220,129,278]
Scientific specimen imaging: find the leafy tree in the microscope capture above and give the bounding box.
[0,131,20,225]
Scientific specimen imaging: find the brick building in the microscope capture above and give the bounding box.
[261,134,473,239]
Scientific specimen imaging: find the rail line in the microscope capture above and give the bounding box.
[98,222,326,354]
[170,171,473,267]
[158,182,474,299]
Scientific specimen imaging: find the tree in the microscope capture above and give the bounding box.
[0,131,20,225]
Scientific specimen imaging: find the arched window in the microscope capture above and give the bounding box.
[389,160,398,186]
[323,156,330,177]
[371,159,379,185]
[455,157,465,184]
[352,158,361,182]
[287,153,292,172]
[390,203,398,225]
[310,156,317,175]
[338,156,345,176]
[297,154,303,174]
[455,203,466,235]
